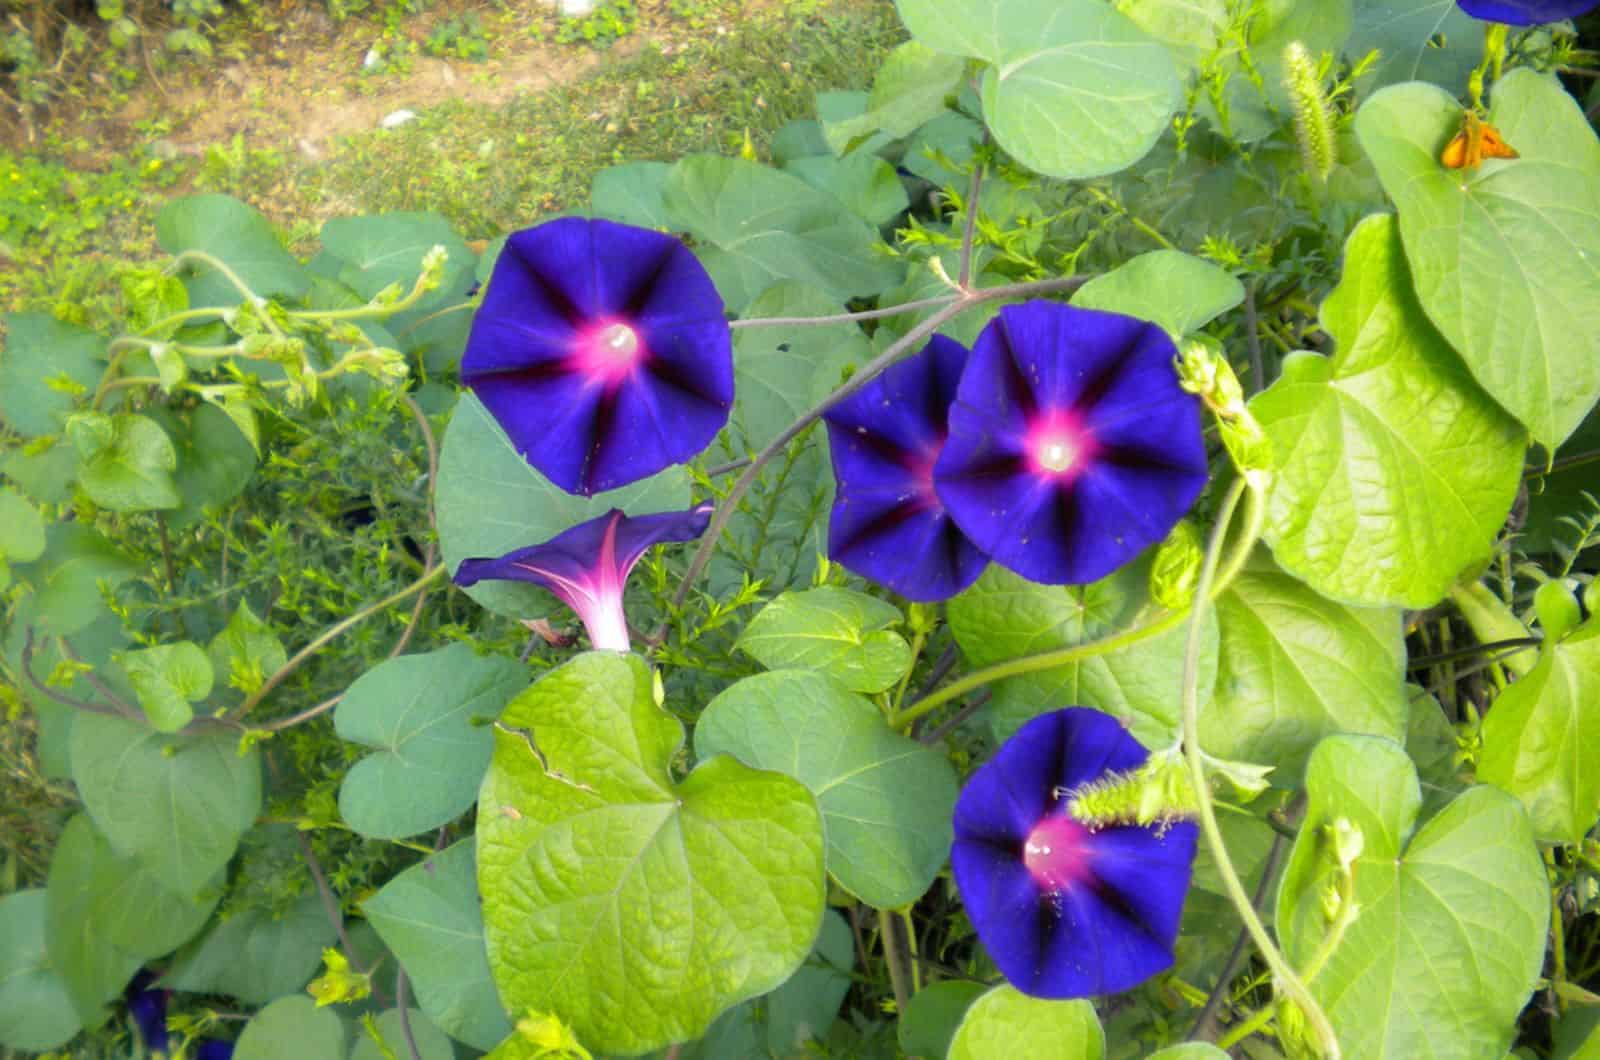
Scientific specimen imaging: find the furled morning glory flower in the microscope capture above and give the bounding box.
[126,974,168,1052]
[934,302,1207,585]
[454,505,712,652]
[822,334,987,601]
[951,708,1198,998]
[1456,0,1598,24]
[461,217,734,496]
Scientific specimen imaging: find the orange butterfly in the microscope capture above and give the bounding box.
[1440,111,1519,170]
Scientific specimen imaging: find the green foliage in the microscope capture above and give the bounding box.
[696,669,958,907]
[478,653,826,1055]
[735,588,913,694]
[335,643,527,839]
[0,890,80,1051]
[1251,214,1525,607]
[948,988,1103,1059]
[234,995,347,1060]
[1277,736,1548,1058]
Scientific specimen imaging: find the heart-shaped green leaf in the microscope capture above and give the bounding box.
[1479,612,1600,844]
[1251,214,1524,607]
[156,194,309,308]
[896,0,1179,180]
[119,641,214,733]
[70,412,180,512]
[1277,735,1547,1057]
[234,996,346,1060]
[1073,250,1244,338]
[336,643,528,839]
[1355,71,1600,446]
[736,587,911,694]
[0,891,80,1052]
[69,713,261,897]
[478,652,825,1056]
[363,839,510,1050]
[0,312,102,439]
[947,563,1216,748]
[948,987,1103,1060]
[165,889,335,1005]
[661,155,901,307]
[1201,556,1407,784]
[696,670,957,908]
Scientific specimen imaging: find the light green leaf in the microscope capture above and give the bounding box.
[234,995,346,1060]
[948,986,1103,1060]
[156,193,309,308]
[1,436,81,505]
[364,839,511,1051]
[1354,72,1600,446]
[0,488,46,563]
[120,641,214,733]
[0,890,80,1052]
[165,890,336,1005]
[592,161,675,229]
[350,1008,453,1060]
[947,562,1216,748]
[1277,735,1547,1058]
[44,818,142,1028]
[1250,214,1525,607]
[899,980,987,1059]
[1201,556,1407,784]
[336,643,528,839]
[731,283,873,451]
[207,601,288,698]
[1478,613,1600,844]
[901,110,984,187]
[661,155,901,307]
[696,670,958,907]
[478,652,825,1056]
[896,0,1179,180]
[735,587,911,693]
[821,41,965,154]
[1072,250,1244,337]
[1114,0,1228,64]
[0,311,102,438]
[784,153,910,226]
[69,713,261,897]
[70,412,180,512]
[1346,0,1482,91]
[435,392,690,620]
[28,524,139,636]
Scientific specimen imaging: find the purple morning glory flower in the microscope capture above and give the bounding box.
[822,334,988,601]
[126,974,168,1052]
[461,217,734,496]
[454,505,712,651]
[1456,0,1597,23]
[951,708,1198,998]
[933,302,1207,585]
[195,1042,235,1060]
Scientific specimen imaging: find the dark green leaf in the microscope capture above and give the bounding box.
[0,311,102,439]
[234,995,346,1060]
[156,194,309,308]
[898,980,987,1059]
[591,162,675,229]
[0,890,80,1052]
[1073,250,1244,337]
[165,890,336,1005]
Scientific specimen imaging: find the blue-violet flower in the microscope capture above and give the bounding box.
[461,217,734,496]
[934,302,1208,585]
[951,708,1198,998]
[1456,0,1598,23]
[454,505,712,651]
[822,334,987,601]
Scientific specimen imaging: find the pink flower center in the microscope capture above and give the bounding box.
[1023,813,1095,893]
[572,321,644,384]
[1025,412,1094,480]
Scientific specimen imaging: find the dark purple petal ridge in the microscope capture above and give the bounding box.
[951,708,1198,999]
[933,301,1208,585]
[454,505,712,651]
[823,334,988,601]
[1456,0,1598,24]
[461,217,734,496]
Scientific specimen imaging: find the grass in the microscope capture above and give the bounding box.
[0,0,902,322]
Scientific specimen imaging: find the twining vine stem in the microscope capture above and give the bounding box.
[1179,476,1341,1058]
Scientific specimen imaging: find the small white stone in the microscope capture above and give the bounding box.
[362,46,381,69]
[380,109,418,129]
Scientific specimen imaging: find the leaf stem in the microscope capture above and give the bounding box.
[1180,476,1340,1058]
[167,250,287,338]
[878,907,911,1016]
[229,564,447,722]
[728,293,960,330]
